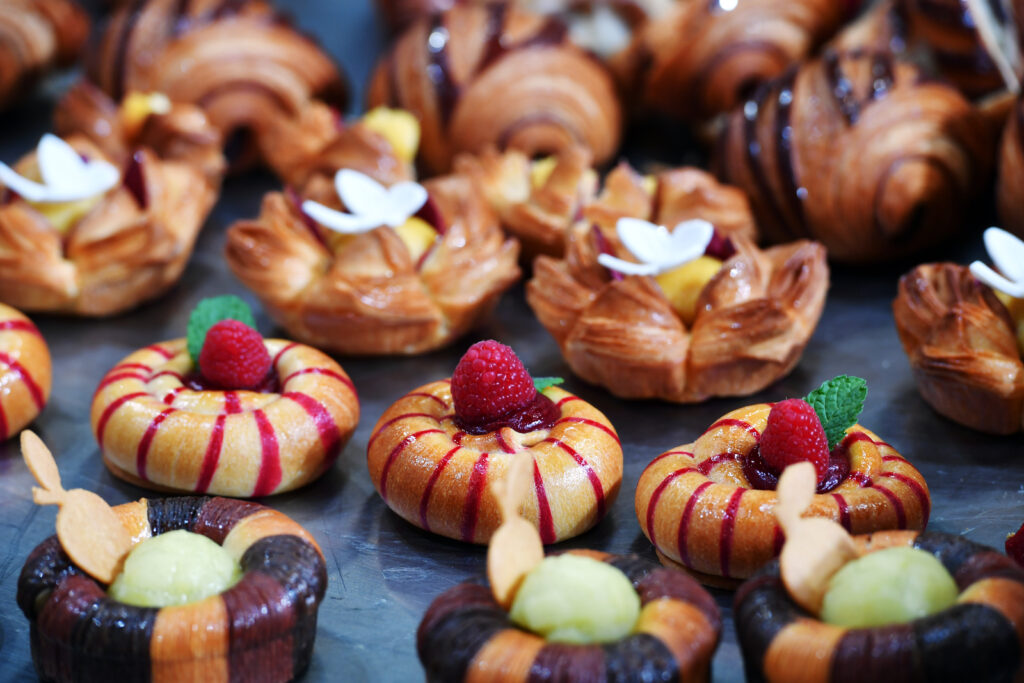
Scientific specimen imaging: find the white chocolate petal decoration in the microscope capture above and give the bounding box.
[301,199,382,234]
[599,217,714,277]
[308,169,430,235]
[970,227,1024,298]
[0,134,119,203]
[380,181,429,228]
[335,168,390,218]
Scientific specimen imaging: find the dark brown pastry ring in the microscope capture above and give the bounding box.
[417,550,721,682]
[17,496,326,683]
[734,530,1024,683]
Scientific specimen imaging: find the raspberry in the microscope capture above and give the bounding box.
[1008,522,1024,568]
[198,319,272,390]
[451,340,536,428]
[759,398,829,481]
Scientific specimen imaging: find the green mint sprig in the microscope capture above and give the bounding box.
[533,377,565,392]
[805,375,868,449]
[187,295,257,363]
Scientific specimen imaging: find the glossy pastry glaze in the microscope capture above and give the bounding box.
[0,303,50,440]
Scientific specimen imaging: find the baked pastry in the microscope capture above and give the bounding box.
[714,48,993,264]
[636,378,931,585]
[0,302,50,439]
[999,96,1024,239]
[88,0,346,167]
[0,128,219,316]
[367,4,622,174]
[526,165,824,402]
[893,239,1024,434]
[0,0,88,109]
[225,164,520,355]
[91,298,360,496]
[735,530,1024,682]
[18,495,327,682]
[367,340,623,543]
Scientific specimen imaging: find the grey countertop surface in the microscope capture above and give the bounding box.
[0,2,1022,681]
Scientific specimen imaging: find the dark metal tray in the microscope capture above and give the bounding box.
[0,2,1021,681]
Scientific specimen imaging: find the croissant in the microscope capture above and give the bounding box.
[367,4,622,174]
[0,0,88,108]
[893,263,1024,434]
[225,174,520,355]
[88,0,346,168]
[526,165,826,402]
[999,97,1024,238]
[714,49,992,264]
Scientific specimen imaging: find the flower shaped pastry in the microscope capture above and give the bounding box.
[301,169,427,234]
[970,227,1024,298]
[0,134,119,204]
[596,217,714,276]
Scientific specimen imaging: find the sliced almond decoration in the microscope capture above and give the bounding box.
[22,431,132,584]
[486,454,544,609]
[774,461,861,615]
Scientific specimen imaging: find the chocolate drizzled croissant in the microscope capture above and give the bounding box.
[367,3,622,174]
[715,50,992,264]
[88,0,346,166]
[0,0,88,108]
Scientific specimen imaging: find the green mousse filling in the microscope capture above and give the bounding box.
[109,529,242,607]
[509,555,640,644]
[821,547,958,628]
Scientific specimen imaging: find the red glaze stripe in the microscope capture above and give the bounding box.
[555,396,581,408]
[368,413,439,450]
[380,429,445,500]
[0,319,40,336]
[545,438,606,517]
[272,342,299,366]
[0,351,45,410]
[646,450,695,470]
[251,410,282,497]
[645,467,695,543]
[533,459,556,544]
[881,455,904,462]
[418,446,460,531]
[0,397,9,441]
[223,391,242,414]
[112,363,154,373]
[879,472,930,526]
[677,481,714,568]
[195,414,226,494]
[849,471,871,487]
[135,407,175,480]
[873,483,907,529]
[145,344,175,359]
[461,452,489,542]
[452,431,465,445]
[698,452,737,476]
[719,488,745,578]
[495,430,515,454]
[406,392,448,408]
[283,392,342,463]
[95,372,148,394]
[554,417,619,444]
[875,441,897,451]
[162,386,186,405]
[832,492,852,532]
[772,526,785,556]
[96,392,149,443]
[150,370,185,382]
[282,367,356,393]
[705,418,760,439]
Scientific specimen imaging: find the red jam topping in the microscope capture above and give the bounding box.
[454,392,560,436]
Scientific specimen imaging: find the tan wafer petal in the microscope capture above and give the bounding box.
[487,454,544,609]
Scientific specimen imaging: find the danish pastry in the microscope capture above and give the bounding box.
[367,3,622,174]
[999,97,1024,239]
[0,303,50,439]
[0,0,88,108]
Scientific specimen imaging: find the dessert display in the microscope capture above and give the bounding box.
[734,462,1024,683]
[636,377,931,585]
[714,49,993,264]
[367,340,623,544]
[0,303,50,440]
[418,454,720,681]
[17,432,328,683]
[526,168,824,402]
[225,162,520,355]
[90,297,360,497]
[367,3,622,174]
[893,228,1024,434]
[87,0,346,167]
[0,125,219,316]
[0,0,88,109]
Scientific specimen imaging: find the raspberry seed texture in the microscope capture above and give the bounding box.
[198,319,272,390]
[452,340,536,427]
[759,398,830,481]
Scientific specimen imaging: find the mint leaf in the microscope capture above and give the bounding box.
[187,295,257,363]
[805,376,868,449]
[533,377,564,392]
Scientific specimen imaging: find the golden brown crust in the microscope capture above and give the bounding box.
[893,263,1024,434]
[998,96,1024,240]
[225,174,521,355]
[635,406,931,583]
[367,382,623,544]
[368,4,622,174]
[90,339,360,497]
[0,0,88,109]
[0,303,50,439]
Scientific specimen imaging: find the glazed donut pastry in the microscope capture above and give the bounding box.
[0,303,50,439]
[735,530,1024,682]
[0,130,218,316]
[0,0,88,109]
[714,49,993,264]
[367,3,622,174]
[88,0,346,167]
[526,165,825,402]
[893,259,1024,434]
[418,551,721,682]
[636,379,931,585]
[367,340,623,544]
[18,495,327,683]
